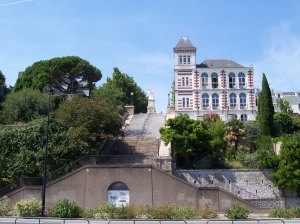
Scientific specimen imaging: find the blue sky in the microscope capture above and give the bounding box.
[1,0,300,113]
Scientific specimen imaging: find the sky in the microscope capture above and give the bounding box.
[1,0,300,113]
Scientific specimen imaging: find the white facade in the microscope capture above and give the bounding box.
[173,37,256,121]
[272,91,300,114]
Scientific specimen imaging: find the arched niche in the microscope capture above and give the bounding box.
[107,182,129,207]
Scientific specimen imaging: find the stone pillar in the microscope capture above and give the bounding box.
[124,106,134,116]
[167,105,175,114]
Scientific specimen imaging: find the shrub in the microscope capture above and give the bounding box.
[269,207,292,219]
[197,203,218,219]
[50,199,83,218]
[115,204,138,219]
[225,202,250,219]
[152,203,173,219]
[171,205,195,219]
[14,198,42,217]
[0,196,12,216]
[136,203,152,218]
[291,206,300,218]
[92,202,116,219]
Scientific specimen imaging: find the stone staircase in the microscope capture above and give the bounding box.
[100,113,166,164]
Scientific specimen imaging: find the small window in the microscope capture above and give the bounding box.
[229,72,236,88]
[182,98,186,107]
[202,93,209,109]
[186,77,189,86]
[186,98,190,107]
[211,73,218,88]
[241,114,247,121]
[277,94,280,98]
[201,73,208,88]
[187,56,190,64]
[229,93,237,108]
[212,93,219,109]
[239,93,246,109]
[179,56,182,65]
[298,103,300,110]
[183,56,186,64]
[298,93,300,97]
[238,72,245,88]
[182,77,185,86]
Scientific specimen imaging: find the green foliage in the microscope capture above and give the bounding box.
[0,117,93,186]
[50,199,83,218]
[14,198,42,217]
[90,202,116,219]
[258,74,274,136]
[274,112,293,134]
[15,56,102,93]
[197,203,218,219]
[92,67,147,113]
[225,202,250,219]
[115,204,138,219]
[0,111,11,125]
[136,203,152,218]
[159,114,212,162]
[54,95,124,145]
[243,121,261,151]
[292,115,300,132]
[0,70,5,86]
[268,207,292,219]
[151,203,173,219]
[276,98,293,114]
[171,205,195,219]
[223,119,245,157]
[270,133,300,188]
[291,206,300,218]
[0,196,12,216]
[2,88,48,123]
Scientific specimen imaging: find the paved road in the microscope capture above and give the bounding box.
[0,218,299,224]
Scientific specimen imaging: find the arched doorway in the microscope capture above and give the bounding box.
[107,182,129,207]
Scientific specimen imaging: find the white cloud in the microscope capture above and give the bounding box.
[0,0,33,7]
[254,22,300,91]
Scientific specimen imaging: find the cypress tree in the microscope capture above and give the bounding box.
[258,73,274,136]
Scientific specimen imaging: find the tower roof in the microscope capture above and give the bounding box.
[175,37,195,48]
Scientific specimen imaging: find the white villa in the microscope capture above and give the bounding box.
[173,37,256,121]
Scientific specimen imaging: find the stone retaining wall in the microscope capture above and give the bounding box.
[175,169,282,199]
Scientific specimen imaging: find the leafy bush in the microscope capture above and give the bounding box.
[225,202,250,219]
[136,203,152,218]
[197,203,218,219]
[14,198,42,217]
[152,203,173,219]
[171,205,195,219]
[269,207,292,219]
[0,196,12,216]
[92,202,116,219]
[291,206,300,218]
[50,199,83,218]
[115,204,138,219]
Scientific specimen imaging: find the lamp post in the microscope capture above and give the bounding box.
[168,91,170,105]
[156,137,160,156]
[42,86,52,216]
[131,92,134,105]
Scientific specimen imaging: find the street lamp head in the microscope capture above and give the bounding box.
[131,92,134,96]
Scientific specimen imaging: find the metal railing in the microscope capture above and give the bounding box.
[15,217,90,224]
[206,219,285,223]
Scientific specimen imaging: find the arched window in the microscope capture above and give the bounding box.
[212,93,219,109]
[179,56,182,65]
[107,182,129,207]
[183,55,187,64]
[182,98,186,107]
[186,98,190,107]
[229,93,237,108]
[187,56,190,64]
[202,93,209,109]
[241,114,247,121]
[238,72,245,88]
[229,72,236,88]
[201,73,208,88]
[186,77,189,86]
[239,93,247,109]
[211,73,218,88]
[182,77,185,86]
